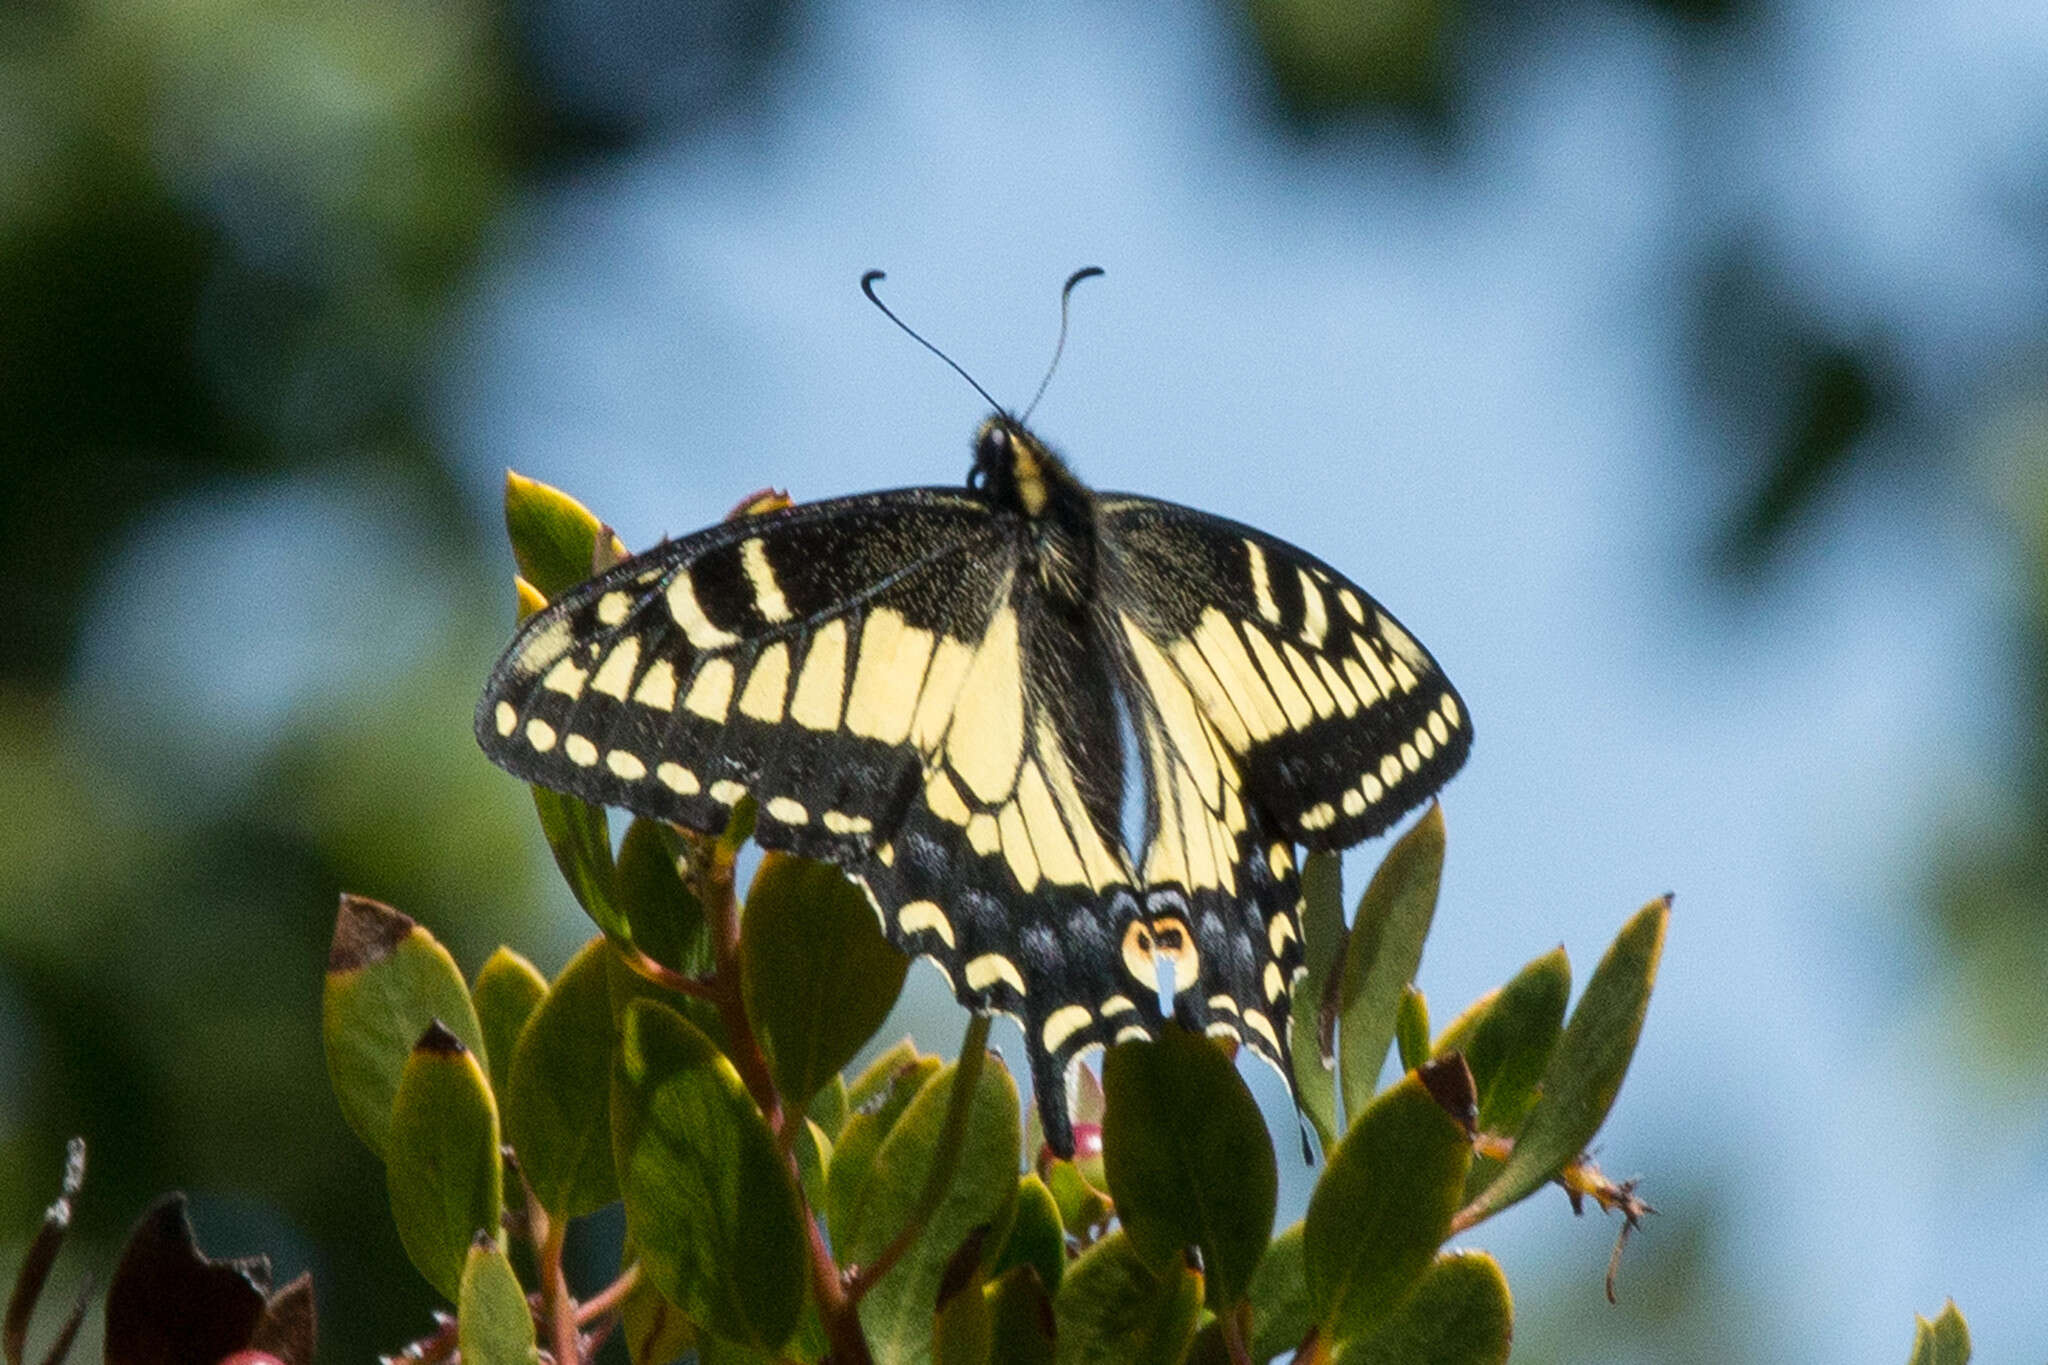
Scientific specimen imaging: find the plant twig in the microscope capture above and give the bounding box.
[612,943,718,1001]
[845,1012,993,1304]
[527,1188,580,1365]
[574,1262,642,1325]
[1220,1299,1255,1365]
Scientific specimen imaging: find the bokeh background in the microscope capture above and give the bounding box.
[5,0,2048,1359]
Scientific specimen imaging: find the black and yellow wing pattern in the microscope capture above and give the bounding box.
[477,418,1469,1156]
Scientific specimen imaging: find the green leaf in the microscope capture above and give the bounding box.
[932,1236,993,1365]
[532,787,629,940]
[1337,807,1445,1120]
[741,852,910,1111]
[1101,1029,1275,1309]
[503,470,625,602]
[612,999,806,1354]
[989,1174,1067,1295]
[1457,897,1667,1226]
[387,1023,504,1302]
[1432,947,1570,1137]
[985,1267,1057,1365]
[616,818,712,977]
[1332,1251,1511,1364]
[457,1237,539,1365]
[1248,1222,1313,1363]
[471,947,548,1100]
[827,1047,940,1245]
[1395,986,1430,1074]
[810,1074,852,1141]
[1051,1230,1201,1365]
[1304,1071,1469,1342]
[1907,1300,1972,1365]
[505,936,621,1219]
[846,1052,1021,1365]
[324,894,487,1159]
[620,1236,699,1365]
[1042,1156,1113,1245]
[1289,850,1347,1152]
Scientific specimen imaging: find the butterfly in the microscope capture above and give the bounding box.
[476,285,1470,1157]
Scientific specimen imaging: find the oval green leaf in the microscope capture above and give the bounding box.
[989,1174,1067,1295]
[531,786,628,940]
[1907,1300,1972,1365]
[387,1022,504,1302]
[506,936,621,1219]
[617,817,712,976]
[845,1051,1021,1365]
[503,470,625,602]
[458,1237,539,1365]
[1248,1221,1312,1363]
[1456,897,1667,1227]
[1304,1071,1469,1342]
[1288,850,1347,1153]
[1101,1028,1275,1309]
[472,947,548,1099]
[741,852,909,1112]
[1051,1230,1201,1365]
[612,999,806,1353]
[827,1048,941,1244]
[1332,1250,1510,1364]
[324,895,487,1159]
[985,1266,1057,1365]
[1337,807,1445,1120]
[1432,946,1570,1138]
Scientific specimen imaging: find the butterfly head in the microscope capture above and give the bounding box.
[972,415,1086,523]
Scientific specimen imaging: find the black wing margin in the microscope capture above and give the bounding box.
[476,490,1010,865]
[1097,495,1471,851]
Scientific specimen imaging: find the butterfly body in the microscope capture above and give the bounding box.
[478,416,1469,1155]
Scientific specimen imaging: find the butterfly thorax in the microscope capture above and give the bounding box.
[972,416,1096,607]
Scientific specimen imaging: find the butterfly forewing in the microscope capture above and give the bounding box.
[477,490,1014,863]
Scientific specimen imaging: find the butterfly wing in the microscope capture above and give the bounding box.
[477,489,1015,863]
[1097,496,1471,850]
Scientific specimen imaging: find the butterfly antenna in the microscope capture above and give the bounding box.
[1022,266,1104,423]
[862,270,1007,416]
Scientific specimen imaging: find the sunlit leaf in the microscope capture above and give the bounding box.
[1906,1300,1972,1365]
[1332,1251,1510,1364]
[457,1238,539,1365]
[1304,1072,1468,1342]
[827,1046,940,1245]
[1289,850,1346,1152]
[505,936,621,1219]
[612,1000,805,1353]
[846,1054,1021,1365]
[1432,947,1570,1138]
[1051,1230,1200,1365]
[386,1023,503,1302]
[323,894,485,1159]
[503,471,625,602]
[988,1174,1066,1295]
[471,947,547,1099]
[1457,897,1667,1227]
[1337,808,1445,1120]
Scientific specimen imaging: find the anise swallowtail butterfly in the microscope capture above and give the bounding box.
[477,298,1470,1157]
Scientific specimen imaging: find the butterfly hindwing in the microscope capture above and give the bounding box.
[1098,496,1471,850]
